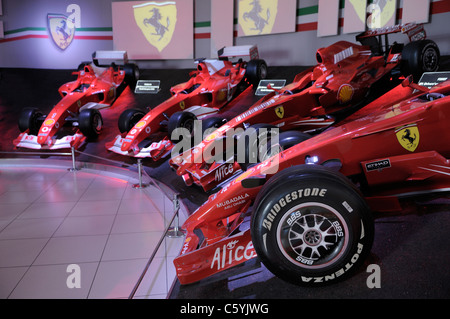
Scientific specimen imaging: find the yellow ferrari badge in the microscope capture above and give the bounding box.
[275,106,284,119]
[395,124,419,152]
[134,2,177,53]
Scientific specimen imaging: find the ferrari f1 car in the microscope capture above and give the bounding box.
[170,23,440,191]
[13,51,139,150]
[105,45,268,160]
[173,75,450,286]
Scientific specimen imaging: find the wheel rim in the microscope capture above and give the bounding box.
[93,114,102,133]
[276,202,349,269]
[422,48,438,71]
[182,118,195,136]
[259,64,267,79]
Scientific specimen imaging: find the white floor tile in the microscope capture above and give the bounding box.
[0,218,64,240]
[0,238,48,267]
[0,162,184,299]
[17,202,76,219]
[8,262,98,299]
[53,215,115,237]
[111,213,165,234]
[34,235,109,265]
[0,267,28,299]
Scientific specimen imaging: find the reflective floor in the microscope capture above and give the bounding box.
[0,159,186,299]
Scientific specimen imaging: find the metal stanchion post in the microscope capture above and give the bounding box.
[132,158,148,189]
[167,194,185,238]
[67,147,80,172]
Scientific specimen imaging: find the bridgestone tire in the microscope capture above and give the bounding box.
[78,109,103,138]
[118,109,145,133]
[18,108,43,135]
[251,165,374,286]
[402,40,440,81]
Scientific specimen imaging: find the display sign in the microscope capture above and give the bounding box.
[237,0,296,37]
[255,79,286,96]
[135,80,161,94]
[418,72,450,89]
[112,1,194,60]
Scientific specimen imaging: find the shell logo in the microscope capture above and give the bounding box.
[338,84,354,104]
[44,119,55,126]
[135,121,147,129]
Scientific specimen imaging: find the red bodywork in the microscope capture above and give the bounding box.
[105,59,254,160]
[13,64,126,150]
[170,39,402,191]
[173,79,450,285]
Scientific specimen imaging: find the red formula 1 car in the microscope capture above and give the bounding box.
[13,51,139,150]
[170,23,440,191]
[105,45,268,160]
[173,75,450,286]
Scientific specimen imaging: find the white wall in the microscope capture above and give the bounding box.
[0,0,449,69]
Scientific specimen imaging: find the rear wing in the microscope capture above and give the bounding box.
[356,23,426,43]
[218,45,259,61]
[92,51,129,67]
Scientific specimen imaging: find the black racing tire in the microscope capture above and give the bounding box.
[402,39,440,81]
[168,111,197,143]
[18,107,43,135]
[246,59,268,85]
[251,164,374,286]
[123,63,140,88]
[78,109,103,138]
[118,108,145,133]
[260,130,311,162]
[201,116,227,137]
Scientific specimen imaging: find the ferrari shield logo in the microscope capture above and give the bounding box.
[48,14,75,50]
[275,106,284,118]
[239,0,277,36]
[396,124,420,152]
[134,2,177,53]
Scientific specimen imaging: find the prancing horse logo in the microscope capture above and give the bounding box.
[48,13,75,50]
[395,124,420,152]
[134,2,177,53]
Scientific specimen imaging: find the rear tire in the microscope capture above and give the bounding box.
[402,40,440,81]
[246,59,268,85]
[251,165,374,286]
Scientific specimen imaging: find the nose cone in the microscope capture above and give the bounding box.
[37,118,56,145]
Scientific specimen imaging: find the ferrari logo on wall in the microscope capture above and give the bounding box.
[396,124,420,152]
[47,14,75,50]
[134,1,177,53]
[239,0,277,36]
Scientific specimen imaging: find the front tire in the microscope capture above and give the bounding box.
[118,108,145,133]
[251,165,374,286]
[78,109,103,138]
[18,107,43,135]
